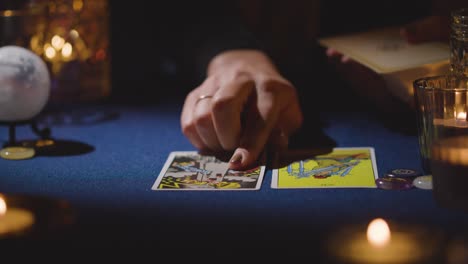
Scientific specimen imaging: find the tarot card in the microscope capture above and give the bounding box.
[271,147,379,188]
[152,151,266,190]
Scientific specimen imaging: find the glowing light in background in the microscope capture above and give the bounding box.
[69,29,79,39]
[61,42,73,58]
[44,45,56,59]
[457,111,466,120]
[73,0,84,11]
[0,196,6,216]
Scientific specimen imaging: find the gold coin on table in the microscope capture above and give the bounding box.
[35,139,54,147]
[0,147,35,160]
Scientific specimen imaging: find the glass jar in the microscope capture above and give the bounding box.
[33,0,111,104]
[0,1,47,48]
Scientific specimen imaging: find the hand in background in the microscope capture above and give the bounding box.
[400,15,450,44]
[325,15,450,113]
[325,47,399,112]
[181,49,303,170]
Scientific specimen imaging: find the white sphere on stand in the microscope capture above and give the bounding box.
[0,45,51,122]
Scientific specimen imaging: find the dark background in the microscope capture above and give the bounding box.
[107,0,433,105]
[0,0,436,105]
[2,1,468,260]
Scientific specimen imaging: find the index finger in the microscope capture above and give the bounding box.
[228,81,286,170]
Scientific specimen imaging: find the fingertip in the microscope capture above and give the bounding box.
[229,150,243,164]
[341,55,351,63]
[228,148,257,171]
[326,48,341,57]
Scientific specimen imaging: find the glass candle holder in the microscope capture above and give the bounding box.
[37,0,111,103]
[450,8,468,77]
[0,1,47,48]
[1,0,110,104]
[413,75,468,174]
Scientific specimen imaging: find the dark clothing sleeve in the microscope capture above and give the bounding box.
[109,1,265,103]
[167,1,268,87]
[176,14,264,86]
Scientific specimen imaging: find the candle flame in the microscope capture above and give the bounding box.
[62,43,73,58]
[51,35,65,50]
[0,196,6,216]
[45,45,57,59]
[367,218,391,248]
[457,112,467,120]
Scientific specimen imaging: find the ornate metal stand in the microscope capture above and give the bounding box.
[1,119,51,148]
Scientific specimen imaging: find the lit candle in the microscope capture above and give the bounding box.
[433,112,468,128]
[0,195,35,237]
[328,218,439,264]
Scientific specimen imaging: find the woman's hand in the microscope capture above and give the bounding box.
[181,49,303,170]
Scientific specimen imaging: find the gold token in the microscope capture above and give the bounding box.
[0,147,35,160]
[35,139,54,147]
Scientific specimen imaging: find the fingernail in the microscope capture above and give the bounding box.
[230,152,242,165]
[341,55,351,63]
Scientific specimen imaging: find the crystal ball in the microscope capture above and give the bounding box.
[0,45,51,122]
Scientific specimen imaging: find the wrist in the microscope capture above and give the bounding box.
[207,49,279,76]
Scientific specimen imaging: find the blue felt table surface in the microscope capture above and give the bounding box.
[1,101,467,255]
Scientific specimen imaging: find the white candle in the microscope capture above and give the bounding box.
[328,218,438,264]
[0,195,35,237]
[433,112,468,128]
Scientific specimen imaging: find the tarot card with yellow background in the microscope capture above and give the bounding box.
[271,147,378,188]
